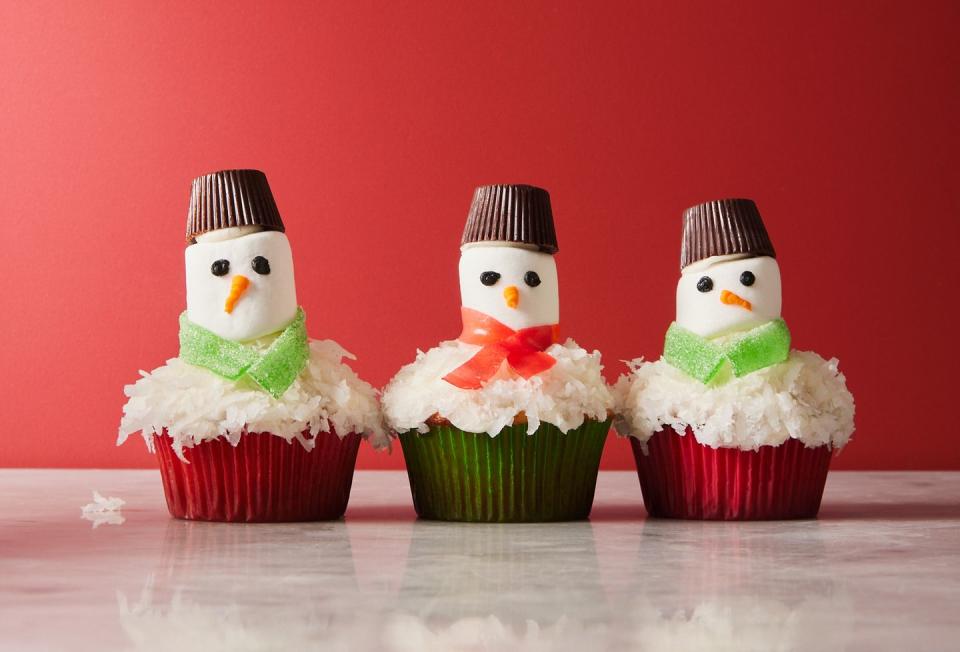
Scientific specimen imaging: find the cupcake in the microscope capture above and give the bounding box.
[615,198,855,520]
[382,184,613,522]
[118,169,387,522]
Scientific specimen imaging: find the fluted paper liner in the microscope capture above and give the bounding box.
[631,426,832,520]
[153,430,360,522]
[399,419,610,522]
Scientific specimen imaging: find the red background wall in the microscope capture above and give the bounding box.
[1,1,957,470]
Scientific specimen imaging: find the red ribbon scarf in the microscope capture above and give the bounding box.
[443,307,560,390]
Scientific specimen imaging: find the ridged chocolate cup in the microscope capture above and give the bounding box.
[399,419,610,522]
[462,184,559,253]
[186,169,285,243]
[680,198,775,269]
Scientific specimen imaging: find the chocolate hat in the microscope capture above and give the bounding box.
[680,198,775,269]
[185,169,285,243]
[461,184,558,253]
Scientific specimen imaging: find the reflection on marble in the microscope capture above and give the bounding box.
[1,470,959,650]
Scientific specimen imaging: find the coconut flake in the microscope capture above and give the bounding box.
[614,350,855,450]
[382,339,613,436]
[118,340,389,458]
[81,490,126,528]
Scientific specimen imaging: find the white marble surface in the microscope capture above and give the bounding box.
[1,470,958,651]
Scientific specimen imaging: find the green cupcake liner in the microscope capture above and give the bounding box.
[399,419,611,522]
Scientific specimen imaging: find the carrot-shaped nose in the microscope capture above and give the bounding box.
[503,285,520,309]
[720,289,752,311]
[224,275,250,313]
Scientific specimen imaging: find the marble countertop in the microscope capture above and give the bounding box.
[1,470,958,651]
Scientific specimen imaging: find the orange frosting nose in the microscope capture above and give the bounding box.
[503,285,520,309]
[224,275,250,313]
[720,289,752,311]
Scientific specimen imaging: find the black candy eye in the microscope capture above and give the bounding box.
[696,276,713,293]
[252,256,271,275]
[211,259,230,276]
[480,271,501,286]
[524,271,541,287]
[740,271,755,286]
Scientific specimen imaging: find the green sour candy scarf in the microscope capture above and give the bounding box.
[663,318,791,384]
[178,308,309,399]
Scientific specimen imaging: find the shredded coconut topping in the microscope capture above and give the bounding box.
[614,351,854,450]
[118,340,388,458]
[382,339,613,436]
[81,490,126,528]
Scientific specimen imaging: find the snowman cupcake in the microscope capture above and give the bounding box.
[118,169,386,522]
[615,198,855,520]
[382,185,613,522]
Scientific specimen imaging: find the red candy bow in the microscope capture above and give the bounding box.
[443,307,560,390]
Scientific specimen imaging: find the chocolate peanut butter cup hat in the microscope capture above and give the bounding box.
[680,198,775,269]
[461,184,559,253]
[186,169,285,243]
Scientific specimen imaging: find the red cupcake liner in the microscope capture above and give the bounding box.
[631,426,832,520]
[153,429,361,522]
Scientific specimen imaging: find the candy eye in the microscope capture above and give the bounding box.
[211,259,230,276]
[740,271,755,286]
[696,276,713,293]
[252,256,271,275]
[524,271,541,287]
[480,271,501,286]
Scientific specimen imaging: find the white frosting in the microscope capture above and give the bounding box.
[677,255,781,338]
[459,244,559,331]
[185,230,297,342]
[614,351,854,450]
[382,338,613,436]
[118,339,389,458]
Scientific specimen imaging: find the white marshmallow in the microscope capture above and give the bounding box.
[676,254,782,338]
[185,230,297,342]
[458,244,559,331]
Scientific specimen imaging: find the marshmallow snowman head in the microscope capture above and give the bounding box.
[185,228,297,341]
[459,243,559,330]
[676,198,780,338]
[183,170,295,342]
[676,254,782,338]
[457,185,561,331]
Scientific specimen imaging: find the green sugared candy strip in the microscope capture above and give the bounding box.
[726,318,791,377]
[663,322,726,383]
[664,319,791,384]
[247,309,309,399]
[179,308,309,399]
[178,312,257,379]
